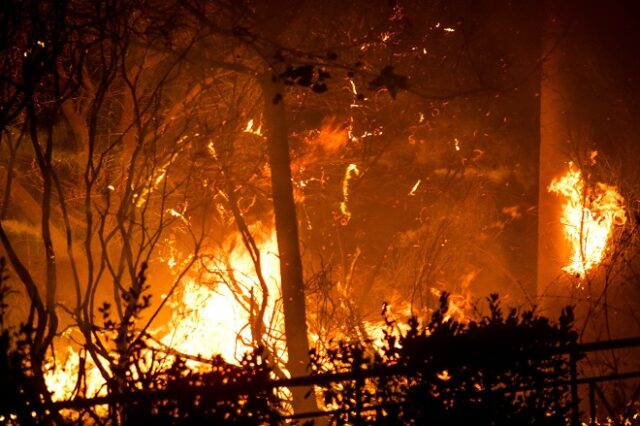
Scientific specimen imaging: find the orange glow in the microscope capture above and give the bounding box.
[312,117,349,154]
[548,163,626,277]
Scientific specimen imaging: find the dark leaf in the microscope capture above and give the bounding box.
[368,65,408,99]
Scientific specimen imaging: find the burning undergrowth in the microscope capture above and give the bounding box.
[548,156,627,278]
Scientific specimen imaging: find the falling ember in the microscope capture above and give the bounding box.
[340,163,361,223]
[349,79,358,96]
[548,163,626,277]
[408,179,421,196]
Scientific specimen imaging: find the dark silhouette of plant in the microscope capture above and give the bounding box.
[0,258,583,426]
[122,348,282,426]
[310,293,579,425]
[0,258,62,425]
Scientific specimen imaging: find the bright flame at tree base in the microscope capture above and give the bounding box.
[162,231,284,363]
[548,162,626,277]
[45,231,284,402]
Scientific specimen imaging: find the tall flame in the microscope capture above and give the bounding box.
[548,163,626,276]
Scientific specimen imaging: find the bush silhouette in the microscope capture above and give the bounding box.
[310,293,579,425]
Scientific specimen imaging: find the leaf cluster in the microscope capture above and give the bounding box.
[279,64,331,94]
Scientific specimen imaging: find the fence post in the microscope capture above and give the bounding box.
[570,350,580,426]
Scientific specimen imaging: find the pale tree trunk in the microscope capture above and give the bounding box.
[537,2,571,304]
[260,74,319,415]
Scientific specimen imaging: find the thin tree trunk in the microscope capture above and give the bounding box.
[537,2,571,302]
[260,73,319,415]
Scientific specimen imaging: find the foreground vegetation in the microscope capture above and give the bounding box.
[2,258,579,425]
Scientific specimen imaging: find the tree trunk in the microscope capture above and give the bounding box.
[260,74,319,415]
[537,1,571,303]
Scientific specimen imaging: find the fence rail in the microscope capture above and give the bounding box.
[44,336,640,425]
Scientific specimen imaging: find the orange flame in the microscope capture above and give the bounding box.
[162,231,284,363]
[309,117,349,154]
[548,163,626,276]
[44,348,106,402]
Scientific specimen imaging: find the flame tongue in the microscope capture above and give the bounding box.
[548,163,626,277]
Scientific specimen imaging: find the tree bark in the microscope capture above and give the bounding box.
[260,73,319,415]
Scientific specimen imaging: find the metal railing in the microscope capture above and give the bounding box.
[278,336,640,425]
[46,336,640,425]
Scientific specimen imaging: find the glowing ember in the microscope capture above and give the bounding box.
[548,163,626,276]
[436,370,451,381]
[244,118,263,136]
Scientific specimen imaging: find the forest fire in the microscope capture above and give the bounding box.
[548,162,626,277]
[2,0,640,424]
